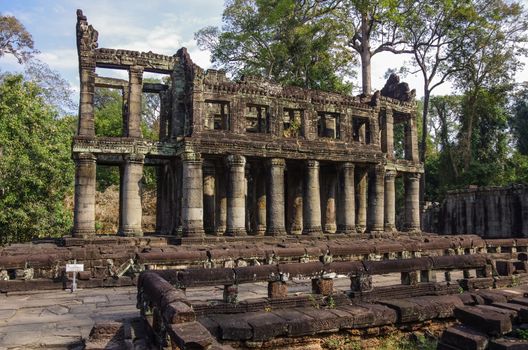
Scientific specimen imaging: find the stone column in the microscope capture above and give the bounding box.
[356,168,368,233]
[73,153,96,237]
[121,154,144,237]
[256,172,267,235]
[337,163,355,234]
[405,116,419,163]
[203,161,216,234]
[324,171,337,233]
[289,170,303,235]
[267,158,286,236]
[127,65,144,138]
[78,65,96,136]
[181,151,205,237]
[368,165,385,232]
[303,160,322,235]
[215,165,227,235]
[384,170,397,232]
[382,109,394,159]
[226,155,247,236]
[404,173,421,232]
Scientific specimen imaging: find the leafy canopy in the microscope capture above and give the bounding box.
[0,74,74,244]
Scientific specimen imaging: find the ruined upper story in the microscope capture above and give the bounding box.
[74,9,421,169]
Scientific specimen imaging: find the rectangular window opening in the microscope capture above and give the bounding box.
[283,108,303,138]
[352,117,370,144]
[204,101,230,131]
[245,104,270,133]
[317,112,340,139]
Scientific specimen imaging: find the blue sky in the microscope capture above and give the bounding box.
[1,0,224,92]
[1,0,527,98]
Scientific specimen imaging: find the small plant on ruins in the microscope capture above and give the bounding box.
[308,294,320,309]
[264,306,272,312]
[516,328,528,340]
[326,295,336,309]
[511,274,520,287]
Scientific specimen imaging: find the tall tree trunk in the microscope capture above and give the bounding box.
[462,91,478,173]
[360,12,371,95]
[420,87,431,203]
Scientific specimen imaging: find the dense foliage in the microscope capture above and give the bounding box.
[0,75,75,243]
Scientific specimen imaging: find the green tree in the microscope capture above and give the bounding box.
[339,0,411,94]
[0,74,74,244]
[195,0,354,93]
[0,14,38,64]
[510,83,528,155]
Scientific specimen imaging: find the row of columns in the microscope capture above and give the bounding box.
[72,151,421,237]
[178,152,421,237]
[73,153,145,238]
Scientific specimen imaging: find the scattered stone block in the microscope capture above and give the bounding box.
[454,306,512,336]
[168,321,213,350]
[489,338,528,350]
[311,278,333,296]
[440,325,488,350]
[268,281,288,298]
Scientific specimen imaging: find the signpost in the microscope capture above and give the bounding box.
[66,262,84,292]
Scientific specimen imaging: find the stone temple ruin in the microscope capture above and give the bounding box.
[73,10,422,239]
[2,9,528,350]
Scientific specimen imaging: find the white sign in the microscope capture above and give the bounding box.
[66,264,84,272]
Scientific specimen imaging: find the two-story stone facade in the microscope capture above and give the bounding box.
[72,10,423,238]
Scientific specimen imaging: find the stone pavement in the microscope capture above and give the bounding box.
[0,273,408,349]
[0,287,138,350]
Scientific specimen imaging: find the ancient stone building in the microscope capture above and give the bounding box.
[72,10,423,239]
[423,185,528,238]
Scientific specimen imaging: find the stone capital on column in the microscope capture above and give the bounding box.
[267,158,286,168]
[339,162,355,171]
[385,170,397,180]
[226,154,246,168]
[129,65,144,78]
[306,159,319,169]
[181,150,202,163]
[407,173,421,181]
[73,152,97,163]
[124,153,145,164]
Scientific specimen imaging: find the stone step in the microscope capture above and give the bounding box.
[440,325,488,350]
[492,302,528,322]
[489,338,528,350]
[454,306,512,336]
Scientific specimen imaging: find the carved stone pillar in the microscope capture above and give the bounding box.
[356,167,368,233]
[384,170,397,232]
[203,161,216,234]
[215,164,227,235]
[181,151,204,237]
[405,116,419,163]
[289,168,303,235]
[256,171,267,235]
[303,160,322,235]
[404,173,421,232]
[324,171,337,233]
[121,154,144,237]
[382,109,394,159]
[226,155,246,236]
[127,65,144,138]
[73,153,96,238]
[337,163,355,234]
[78,66,96,136]
[368,165,385,232]
[267,158,286,236]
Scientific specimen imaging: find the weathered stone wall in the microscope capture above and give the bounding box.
[72,9,425,239]
[423,185,528,238]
